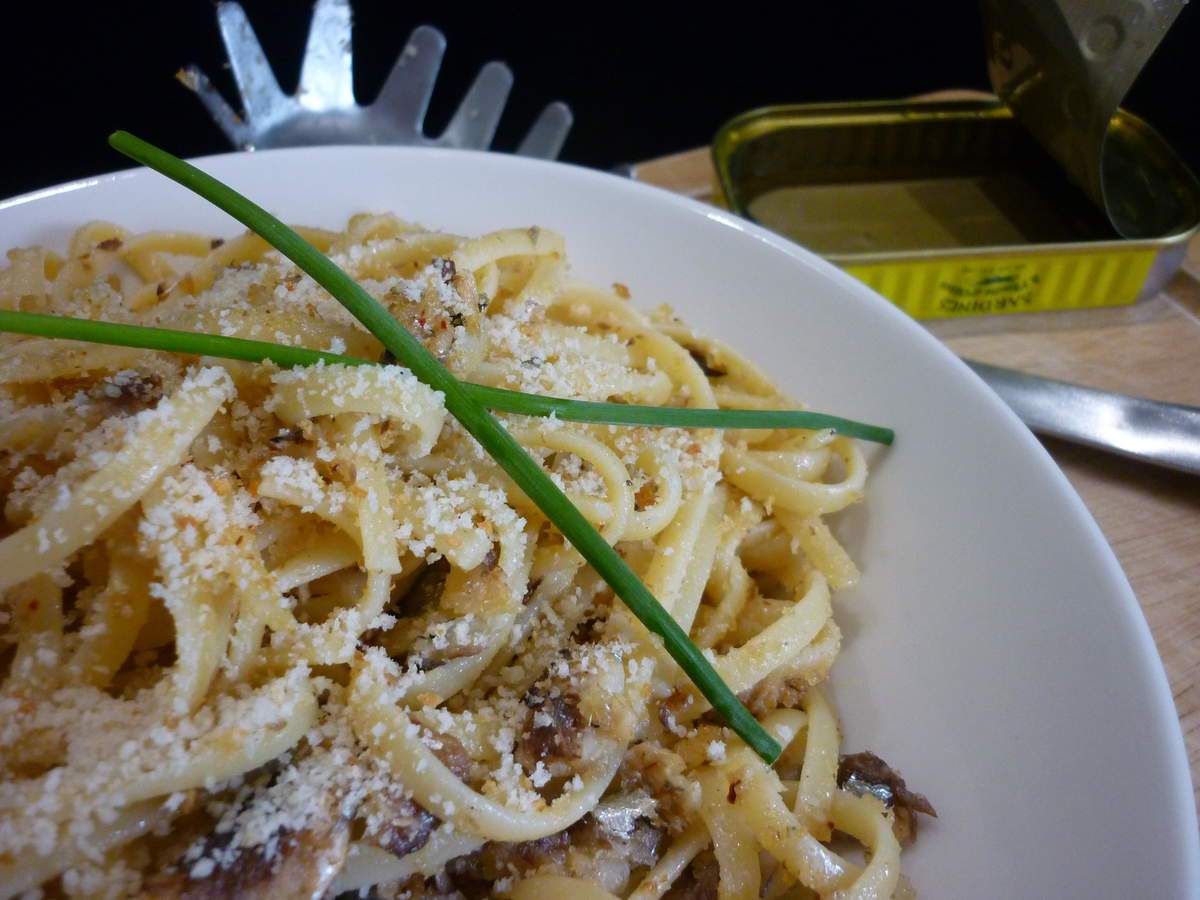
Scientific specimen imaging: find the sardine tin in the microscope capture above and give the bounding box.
[713,99,1200,319]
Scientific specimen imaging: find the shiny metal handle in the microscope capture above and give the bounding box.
[966,360,1200,475]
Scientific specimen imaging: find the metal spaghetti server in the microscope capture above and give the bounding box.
[177,0,572,159]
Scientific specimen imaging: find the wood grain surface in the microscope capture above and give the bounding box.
[631,144,1200,813]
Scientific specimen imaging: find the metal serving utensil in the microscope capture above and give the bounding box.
[178,0,572,159]
[966,360,1200,475]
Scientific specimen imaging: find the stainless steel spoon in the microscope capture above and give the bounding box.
[966,360,1200,475]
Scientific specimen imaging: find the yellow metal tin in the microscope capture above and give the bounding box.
[843,249,1156,318]
[712,99,1200,319]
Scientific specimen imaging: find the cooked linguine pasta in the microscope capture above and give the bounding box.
[0,215,930,898]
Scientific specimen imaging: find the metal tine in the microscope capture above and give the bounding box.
[177,65,252,148]
[216,2,287,122]
[372,25,446,129]
[439,62,513,149]
[298,0,354,110]
[516,102,574,160]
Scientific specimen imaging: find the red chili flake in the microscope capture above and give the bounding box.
[210,238,225,250]
[97,237,123,252]
[439,319,448,330]
[727,779,741,803]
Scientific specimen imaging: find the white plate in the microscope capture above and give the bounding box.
[2,147,1196,898]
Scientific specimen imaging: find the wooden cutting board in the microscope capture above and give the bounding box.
[631,145,1200,813]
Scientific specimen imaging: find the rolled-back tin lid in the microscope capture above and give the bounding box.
[982,0,1186,239]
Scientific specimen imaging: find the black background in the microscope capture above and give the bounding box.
[3,2,1198,197]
